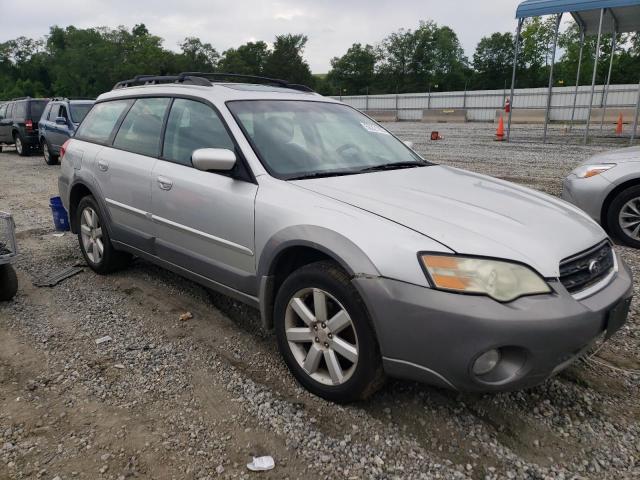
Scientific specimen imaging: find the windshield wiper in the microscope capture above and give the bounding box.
[287,171,359,181]
[356,161,428,173]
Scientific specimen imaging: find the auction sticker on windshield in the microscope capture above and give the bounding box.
[360,122,390,135]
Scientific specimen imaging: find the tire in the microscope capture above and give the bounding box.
[0,264,18,301]
[14,133,29,157]
[608,185,640,249]
[76,195,131,274]
[274,261,384,403]
[42,139,58,166]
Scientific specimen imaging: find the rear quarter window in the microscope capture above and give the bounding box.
[14,102,26,120]
[75,100,133,144]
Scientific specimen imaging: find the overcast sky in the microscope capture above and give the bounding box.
[5,0,523,73]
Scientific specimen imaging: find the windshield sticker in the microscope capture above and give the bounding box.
[360,122,390,135]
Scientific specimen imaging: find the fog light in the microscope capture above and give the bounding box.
[473,349,501,376]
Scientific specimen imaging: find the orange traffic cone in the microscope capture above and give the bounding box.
[616,113,624,136]
[495,114,505,141]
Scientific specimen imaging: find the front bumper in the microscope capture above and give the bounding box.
[561,174,610,223]
[354,253,633,392]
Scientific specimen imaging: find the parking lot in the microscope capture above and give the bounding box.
[0,122,638,479]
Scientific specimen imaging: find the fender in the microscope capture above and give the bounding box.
[68,177,114,237]
[257,225,381,330]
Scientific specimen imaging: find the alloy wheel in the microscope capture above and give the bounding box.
[285,288,359,386]
[80,206,104,264]
[43,143,50,162]
[619,196,640,240]
[15,137,22,155]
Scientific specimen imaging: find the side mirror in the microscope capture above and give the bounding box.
[403,140,414,149]
[192,148,236,172]
[55,116,67,125]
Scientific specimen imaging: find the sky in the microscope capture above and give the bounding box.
[3,0,523,73]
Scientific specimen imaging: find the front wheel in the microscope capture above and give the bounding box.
[274,261,384,403]
[76,196,131,274]
[608,185,640,249]
[43,140,58,165]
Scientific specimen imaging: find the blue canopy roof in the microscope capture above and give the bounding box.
[516,0,640,33]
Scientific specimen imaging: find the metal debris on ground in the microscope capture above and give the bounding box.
[247,456,275,472]
[179,311,193,322]
[95,336,112,345]
[32,265,83,287]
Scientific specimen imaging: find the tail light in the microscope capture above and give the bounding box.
[60,140,71,161]
[25,119,33,132]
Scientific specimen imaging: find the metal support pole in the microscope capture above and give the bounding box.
[600,32,617,131]
[544,13,562,143]
[427,84,432,109]
[507,18,524,142]
[584,8,605,145]
[463,81,468,108]
[569,29,585,132]
[365,87,369,111]
[631,79,640,145]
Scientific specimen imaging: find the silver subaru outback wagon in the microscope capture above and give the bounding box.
[59,73,633,403]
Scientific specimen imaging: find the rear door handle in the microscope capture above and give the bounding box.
[157,176,173,191]
[97,159,109,172]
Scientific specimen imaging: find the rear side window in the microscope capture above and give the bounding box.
[0,104,6,119]
[29,101,48,121]
[14,102,26,120]
[42,104,52,121]
[113,98,170,157]
[75,100,132,144]
[162,99,234,166]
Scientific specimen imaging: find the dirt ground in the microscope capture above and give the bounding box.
[0,123,639,480]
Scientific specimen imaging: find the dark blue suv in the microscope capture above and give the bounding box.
[39,98,94,165]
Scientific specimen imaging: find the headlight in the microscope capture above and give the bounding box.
[573,163,616,178]
[420,254,551,302]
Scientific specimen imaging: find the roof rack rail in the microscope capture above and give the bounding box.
[179,72,315,92]
[50,97,96,101]
[11,96,32,101]
[112,72,315,93]
[112,74,212,90]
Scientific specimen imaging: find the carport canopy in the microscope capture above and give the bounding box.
[516,0,640,33]
[508,0,640,145]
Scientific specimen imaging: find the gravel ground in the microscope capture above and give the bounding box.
[0,123,638,480]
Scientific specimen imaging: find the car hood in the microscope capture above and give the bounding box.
[581,146,640,165]
[293,165,608,277]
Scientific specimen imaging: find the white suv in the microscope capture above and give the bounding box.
[59,73,633,403]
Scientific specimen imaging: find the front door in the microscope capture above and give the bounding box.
[0,103,14,143]
[151,98,258,294]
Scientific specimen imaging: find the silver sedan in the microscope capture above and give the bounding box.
[563,147,640,248]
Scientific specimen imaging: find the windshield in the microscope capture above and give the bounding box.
[70,103,94,123]
[227,100,427,179]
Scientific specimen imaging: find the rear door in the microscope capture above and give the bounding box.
[0,103,10,143]
[0,103,14,143]
[151,98,257,293]
[95,97,170,253]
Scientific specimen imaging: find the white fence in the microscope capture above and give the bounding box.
[333,84,640,122]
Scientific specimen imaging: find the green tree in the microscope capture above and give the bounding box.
[263,34,313,85]
[178,37,219,72]
[327,43,377,95]
[218,41,269,75]
[472,32,514,90]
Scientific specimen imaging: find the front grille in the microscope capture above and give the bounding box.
[559,241,614,294]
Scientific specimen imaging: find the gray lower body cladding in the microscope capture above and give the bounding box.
[354,253,633,392]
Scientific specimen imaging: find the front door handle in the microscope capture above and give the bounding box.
[157,176,173,191]
[97,159,109,172]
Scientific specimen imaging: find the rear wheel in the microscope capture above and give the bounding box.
[608,185,640,249]
[43,140,58,166]
[14,133,29,157]
[77,195,131,274]
[274,261,384,403]
[0,264,18,301]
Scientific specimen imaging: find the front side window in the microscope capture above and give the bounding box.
[162,99,235,166]
[75,99,132,144]
[58,105,68,120]
[43,104,52,121]
[227,100,426,179]
[113,97,170,157]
